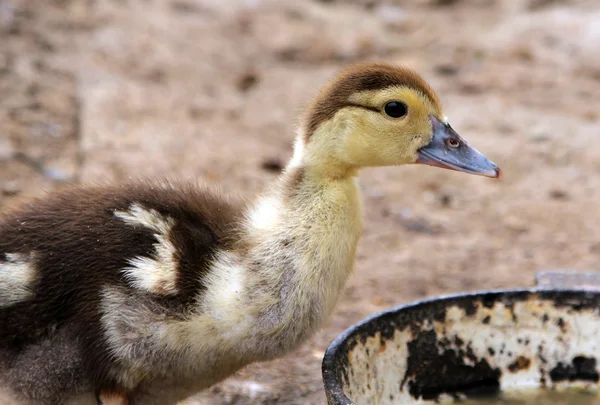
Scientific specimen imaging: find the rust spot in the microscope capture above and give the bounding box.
[550,356,599,383]
[537,344,547,364]
[508,356,531,373]
[400,329,501,401]
[379,342,386,353]
[540,372,547,388]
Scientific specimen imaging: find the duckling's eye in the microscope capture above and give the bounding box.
[384,101,408,118]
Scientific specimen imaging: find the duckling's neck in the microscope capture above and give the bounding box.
[243,143,363,348]
[161,139,363,374]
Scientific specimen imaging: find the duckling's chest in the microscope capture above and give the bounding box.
[247,177,364,338]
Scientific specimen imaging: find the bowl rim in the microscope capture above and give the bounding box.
[321,287,600,405]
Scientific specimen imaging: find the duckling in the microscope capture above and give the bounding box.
[0,62,500,405]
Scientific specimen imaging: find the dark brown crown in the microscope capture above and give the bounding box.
[304,63,442,140]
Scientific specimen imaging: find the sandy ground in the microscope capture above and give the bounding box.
[1,0,600,403]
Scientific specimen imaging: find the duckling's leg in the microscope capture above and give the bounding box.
[97,390,129,405]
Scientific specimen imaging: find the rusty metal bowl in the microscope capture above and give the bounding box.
[322,272,600,404]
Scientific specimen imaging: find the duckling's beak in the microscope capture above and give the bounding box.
[415,116,501,178]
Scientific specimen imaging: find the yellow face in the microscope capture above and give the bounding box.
[301,63,500,179]
[346,87,443,167]
[308,86,443,169]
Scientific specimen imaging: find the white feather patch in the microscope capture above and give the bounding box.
[201,250,247,322]
[0,252,38,307]
[289,135,305,168]
[115,203,179,295]
[247,196,282,232]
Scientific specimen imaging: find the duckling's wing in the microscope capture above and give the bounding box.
[0,182,245,395]
[0,181,245,330]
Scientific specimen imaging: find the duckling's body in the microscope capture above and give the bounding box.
[0,63,500,405]
[0,184,244,404]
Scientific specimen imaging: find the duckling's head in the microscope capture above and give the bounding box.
[297,62,500,178]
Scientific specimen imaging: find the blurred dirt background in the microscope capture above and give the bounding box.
[1,0,599,403]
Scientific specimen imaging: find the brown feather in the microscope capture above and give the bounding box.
[0,181,246,401]
[303,62,442,140]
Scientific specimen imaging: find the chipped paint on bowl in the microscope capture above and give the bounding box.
[322,289,600,405]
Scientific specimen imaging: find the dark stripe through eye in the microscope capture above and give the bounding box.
[347,103,380,113]
[346,102,408,119]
